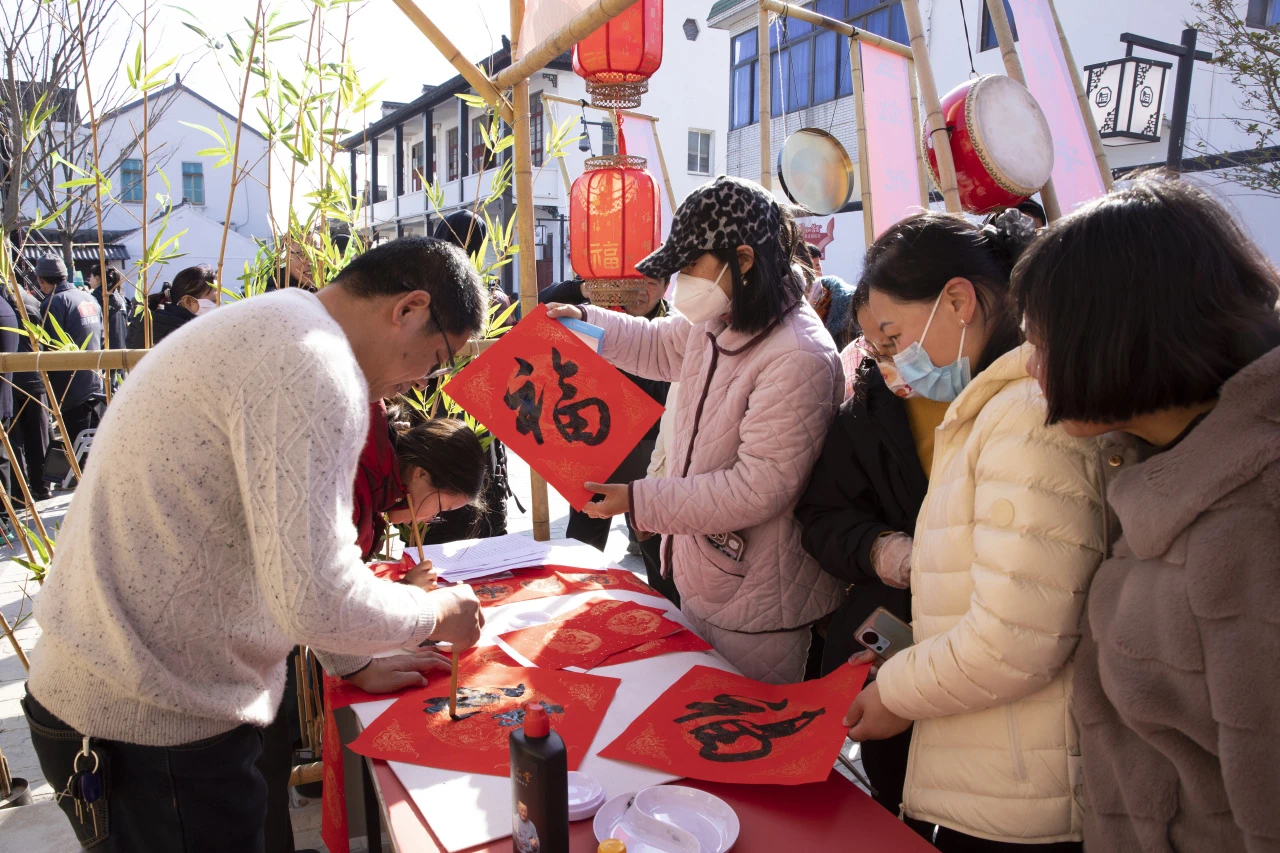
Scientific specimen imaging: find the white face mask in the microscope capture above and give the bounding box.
[672,264,730,324]
[195,298,219,316]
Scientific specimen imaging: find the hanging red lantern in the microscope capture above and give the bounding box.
[573,0,663,110]
[570,115,661,307]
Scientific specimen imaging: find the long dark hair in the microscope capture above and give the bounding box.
[89,263,121,291]
[395,418,487,506]
[170,264,217,304]
[859,209,1035,373]
[1015,170,1280,424]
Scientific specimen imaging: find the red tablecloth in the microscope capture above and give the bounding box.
[367,757,939,852]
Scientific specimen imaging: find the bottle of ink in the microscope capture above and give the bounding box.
[510,702,568,853]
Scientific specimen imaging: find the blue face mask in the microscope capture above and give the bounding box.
[891,290,972,403]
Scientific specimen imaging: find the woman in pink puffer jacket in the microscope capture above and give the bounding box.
[549,176,845,683]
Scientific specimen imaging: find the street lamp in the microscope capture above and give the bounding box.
[1085,29,1213,171]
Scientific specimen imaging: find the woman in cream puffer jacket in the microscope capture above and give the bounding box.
[843,212,1106,851]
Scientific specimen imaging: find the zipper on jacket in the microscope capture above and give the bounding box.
[1006,706,1030,783]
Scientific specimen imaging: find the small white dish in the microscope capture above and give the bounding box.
[567,771,606,821]
[594,792,700,853]
[634,786,740,853]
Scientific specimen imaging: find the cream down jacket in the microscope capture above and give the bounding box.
[875,345,1106,843]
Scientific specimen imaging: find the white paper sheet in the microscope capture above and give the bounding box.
[409,536,616,583]
[351,586,734,853]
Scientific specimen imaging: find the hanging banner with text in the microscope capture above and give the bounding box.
[1004,0,1107,212]
[858,41,924,237]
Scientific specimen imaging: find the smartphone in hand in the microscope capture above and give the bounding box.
[854,607,914,661]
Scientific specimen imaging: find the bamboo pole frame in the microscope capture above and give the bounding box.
[900,0,962,212]
[493,0,644,91]
[391,0,513,125]
[510,0,552,542]
[984,0,1063,222]
[1047,0,1114,192]
[908,59,930,209]
[848,41,876,246]
[757,0,772,189]
[761,0,914,58]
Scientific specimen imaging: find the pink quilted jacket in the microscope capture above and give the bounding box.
[581,302,846,633]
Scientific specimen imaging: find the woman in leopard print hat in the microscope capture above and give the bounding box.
[548,175,845,683]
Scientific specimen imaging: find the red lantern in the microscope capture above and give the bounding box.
[570,119,661,307]
[573,0,663,110]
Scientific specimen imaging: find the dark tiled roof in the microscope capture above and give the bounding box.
[2,80,79,124]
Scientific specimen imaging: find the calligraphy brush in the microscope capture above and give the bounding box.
[406,492,462,721]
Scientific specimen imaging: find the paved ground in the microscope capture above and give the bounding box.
[0,455,865,851]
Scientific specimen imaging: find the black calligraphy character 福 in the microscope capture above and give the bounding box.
[503,358,545,444]
[550,347,611,446]
[674,693,825,763]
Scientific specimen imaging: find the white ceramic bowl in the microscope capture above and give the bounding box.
[634,786,740,853]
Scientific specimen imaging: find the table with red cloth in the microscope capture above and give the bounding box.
[330,541,937,853]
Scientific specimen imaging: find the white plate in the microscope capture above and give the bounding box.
[594,792,700,853]
[634,786,740,853]
[567,771,606,821]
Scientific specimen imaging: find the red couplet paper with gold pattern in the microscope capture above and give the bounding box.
[498,598,685,670]
[443,304,665,510]
[470,567,665,608]
[591,629,713,669]
[348,666,620,776]
[597,663,872,785]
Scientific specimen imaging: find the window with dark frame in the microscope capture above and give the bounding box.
[530,92,545,167]
[1245,0,1280,26]
[979,0,1017,52]
[471,115,490,171]
[688,130,712,174]
[601,121,618,156]
[728,2,908,127]
[121,158,144,203]
[447,127,459,181]
[411,141,425,191]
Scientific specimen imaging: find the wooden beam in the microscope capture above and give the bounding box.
[762,0,914,58]
[390,0,514,124]
[758,0,772,189]
[510,0,552,542]
[900,0,962,213]
[984,0,1062,222]
[493,0,642,91]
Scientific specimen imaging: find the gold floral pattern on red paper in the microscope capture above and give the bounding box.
[626,723,671,762]
[371,719,419,758]
[546,628,604,656]
[606,608,663,635]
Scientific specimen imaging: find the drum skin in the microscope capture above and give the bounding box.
[923,75,1052,214]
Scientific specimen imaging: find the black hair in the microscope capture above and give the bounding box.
[1014,198,1047,225]
[90,263,122,290]
[433,210,489,260]
[170,264,217,303]
[333,236,487,338]
[859,209,1036,373]
[1015,170,1280,425]
[329,220,352,255]
[395,418,487,506]
[806,243,822,260]
[710,237,805,336]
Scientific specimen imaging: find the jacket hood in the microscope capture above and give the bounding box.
[1109,345,1280,559]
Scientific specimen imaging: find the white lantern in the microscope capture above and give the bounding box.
[1084,55,1172,146]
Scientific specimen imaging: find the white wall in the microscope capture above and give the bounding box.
[118,204,260,300]
[96,86,272,245]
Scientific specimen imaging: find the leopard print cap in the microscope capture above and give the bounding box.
[635,175,781,280]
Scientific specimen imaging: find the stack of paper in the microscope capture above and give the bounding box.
[407,535,615,583]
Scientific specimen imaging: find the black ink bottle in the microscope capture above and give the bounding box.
[510,702,568,853]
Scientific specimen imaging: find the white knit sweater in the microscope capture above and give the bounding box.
[28,290,438,746]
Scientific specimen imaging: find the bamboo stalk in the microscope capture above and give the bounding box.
[908,59,930,209]
[1046,0,1113,192]
[288,761,323,787]
[538,92,660,123]
[493,0,642,91]
[647,118,679,212]
[900,0,962,212]
[762,0,915,58]
[0,421,49,545]
[510,0,552,542]
[393,0,513,124]
[294,651,315,752]
[449,647,460,718]
[215,0,265,303]
[758,0,772,189]
[0,472,37,567]
[0,611,28,672]
[984,0,1062,222]
[848,40,876,246]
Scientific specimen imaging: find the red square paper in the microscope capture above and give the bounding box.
[499,598,685,670]
[349,665,619,776]
[469,567,571,608]
[444,305,665,510]
[556,568,664,598]
[597,663,872,785]
[591,629,714,669]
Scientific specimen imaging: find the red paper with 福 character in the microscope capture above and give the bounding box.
[498,598,685,670]
[597,663,872,785]
[443,304,665,510]
[348,665,619,776]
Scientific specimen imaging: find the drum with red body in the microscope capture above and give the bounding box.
[923,75,1054,214]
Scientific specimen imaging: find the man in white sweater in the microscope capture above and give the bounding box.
[23,237,487,852]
